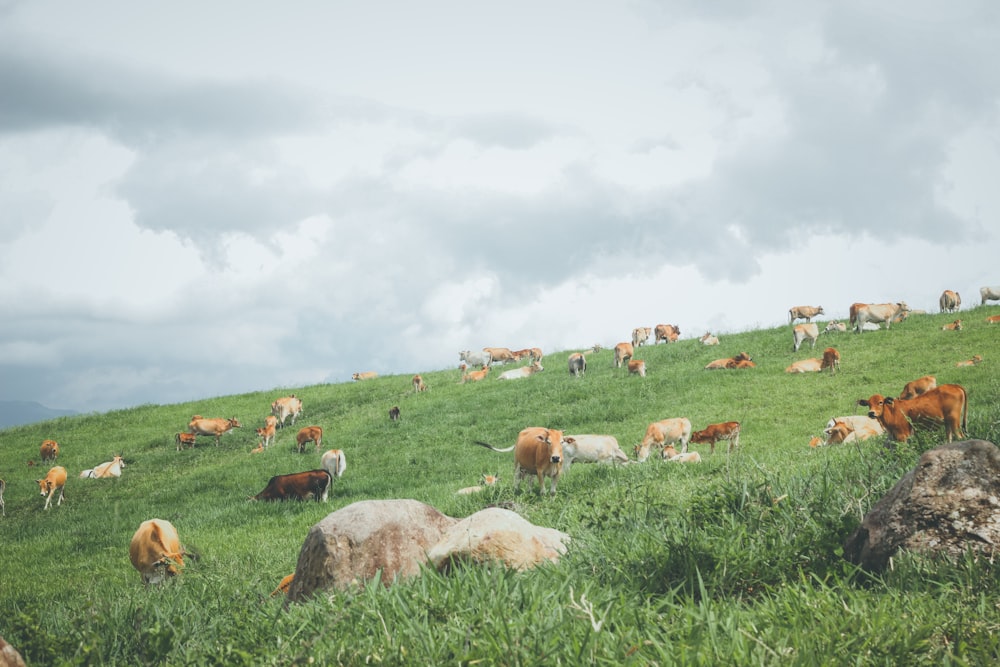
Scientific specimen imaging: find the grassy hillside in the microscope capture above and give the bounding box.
[1,308,999,665]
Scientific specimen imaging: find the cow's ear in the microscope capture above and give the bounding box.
[884,397,895,406]
[857,399,869,407]
[563,437,575,444]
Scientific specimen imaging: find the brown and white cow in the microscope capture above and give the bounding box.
[251,470,333,502]
[568,352,587,377]
[129,519,184,585]
[661,446,702,463]
[822,416,885,445]
[635,418,692,461]
[461,365,490,383]
[613,342,634,368]
[271,395,303,427]
[788,305,824,324]
[785,358,822,373]
[412,374,428,392]
[942,319,963,331]
[939,290,961,313]
[497,361,543,380]
[483,347,517,366]
[561,434,630,472]
[986,315,1000,324]
[705,352,753,370]
[36,466,67,510]
[981,286,1000,305]
[81,455,125,479]
[175,432,197,451]
[956,355,983,367]
[295,426,323,453]
[627,359,646,377]
[858,384,968,444]
[632,327,653,347]
[824,320,847,333]
[654,324,680,344]
[899,375,936,400]
[852,302,909,333]
[475,427,567,495]
[689,421,741,454]
[699,332,720,346]
[188,416,243,445]
[40,439,59,462]
[320,449,347,480]
[792,322,819,352]
[352,371,378,381]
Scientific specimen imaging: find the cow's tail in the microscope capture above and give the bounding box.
[962,385,969,435]
[474,441,515,453]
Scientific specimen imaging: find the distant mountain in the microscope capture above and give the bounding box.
[0,400,79,429]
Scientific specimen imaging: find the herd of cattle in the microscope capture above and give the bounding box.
[4,288,997,584]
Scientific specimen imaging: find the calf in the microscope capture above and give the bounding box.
[792,322,819,352]
[567,353,587,377]
[858,384,968,443]
[129,518,184,585]
[296,426,323,453]
[37,466,67,510]
[40,439,59,462]
[899,375,936,400]
[661,446,702,463]
[627,359,646,377]
[412,375,428,392]
[822,347,840,373]
[255,421,276,448]
[956,355,983,367]
[175,432,197,451]
[455,474,500,495]
[475,427,567,496]
[461,365,490,383]
[635,417,692,461]
[942,319,962,331]
[689,421,741,454]
[251,470,333,502]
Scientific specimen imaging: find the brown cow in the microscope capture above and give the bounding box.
[635,417,692,460]
[785,358,823,373]
[689,421,741,454]
[129,518,185,585]
[412,374,428,392]
[255,420,277,448]
[474,427,567,495]
[613,342,634,368]
[188,416,242,446]
[899,375,936,400]
[788,305,824,324]
[942,319,963,331]
[271,573,295,596]
[352,371,378,381]
[792,322,819,352]
[251,470,333,502]
[654,324,681,344]
[705,352,753,370]
[821,347,840,374]
[858,384,968,443]
[461,365,490,383]
[822,416,884,445]
[483,347,516,366]
[956,355,983,367]
[852,302,909,333]
[175,432,197,451]
[36,466,67,510]
[40,439,59,462]
[271,395,303,427]
[627,359,646,377]
[987,315,1000,324]
[939,290,961,313]
[295,426,323,453]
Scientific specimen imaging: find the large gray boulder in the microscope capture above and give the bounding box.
[287,499,457,601]
[844,440,1000,571]
[427,507,570,572]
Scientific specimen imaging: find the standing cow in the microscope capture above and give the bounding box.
[474,427,567,496]
[613,342,634,368]
[635,418,692,461]
[852,302,909,333]
[36,466,67,510]
[939,290,961,313]
[792,323,819,352]
[129,519,185,585]
[271,396,303,427]
[858,384,968,444]
[788,305,824,324]
[980,286,1000,305]
[632,327,652,347]
[654,324,680,344]
[568,352,587,377]
[40,440,59,462]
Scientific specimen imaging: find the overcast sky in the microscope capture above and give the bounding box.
[2,1,999,414]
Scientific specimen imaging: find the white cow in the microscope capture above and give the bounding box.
[459,350,492,367]
[80,455,125,479]
[320,449,347,480]
[792,323,819,352]
[632,327,653,347]
[562,435,630,472]
[497,362,543,380]
[822,416,885,445]
[981,286,1000,305]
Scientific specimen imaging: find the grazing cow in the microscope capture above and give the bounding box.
[456,474,500,495]
[129,519,184,585]
[271,395,303,427]
[459,350,492,368]
[255,421,277,448]
[942,319,963,331]
[561,434,629,472]
[497,361,543,381]
[705,352,753,370]
[483,347,516,366]
[412,374,427,392]
[627,359,647,377]
[699,332,720,345]
[632,327,653,347]
[462,365,490,383]
[0,478,5,517]
[852,302,909,333]
[295,426,323,454]
[981,286,1000,305]
[986,315,1000,324]
[568,352,587,377]
[939,290,961,313]
[792,322,819,352]
[956,355,983,367]
[251,470,333,502]
[613,342,634,368]
[81,455,125,479]
[689,421,741,454]
[788,305,824,324]
[822,347,840,373]
[786,358,823,373]
[824,320,847,333]
[320,449,347,480]
[822,416,885,445]
[36,466,67,510]
[175,432,197,450]
[635,417,692,461]
[188,416,243,445]
[271,573,295,597]
[858,384,968,444]
[40,439,59,462]
[389,405,401,421]
[474,427,567,496]
[661,446,702,463]
[654,324,681,344]
[900,375,937,399]
[352,371,378,381]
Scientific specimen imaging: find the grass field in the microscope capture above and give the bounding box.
[2,308,1000,665]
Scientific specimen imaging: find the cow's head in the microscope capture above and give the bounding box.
[858,395,889,420]
[543,430,564,464]
[228,418,243,428]
[36,478,50,495]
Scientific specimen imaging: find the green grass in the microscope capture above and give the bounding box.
[2,309,1000,664]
